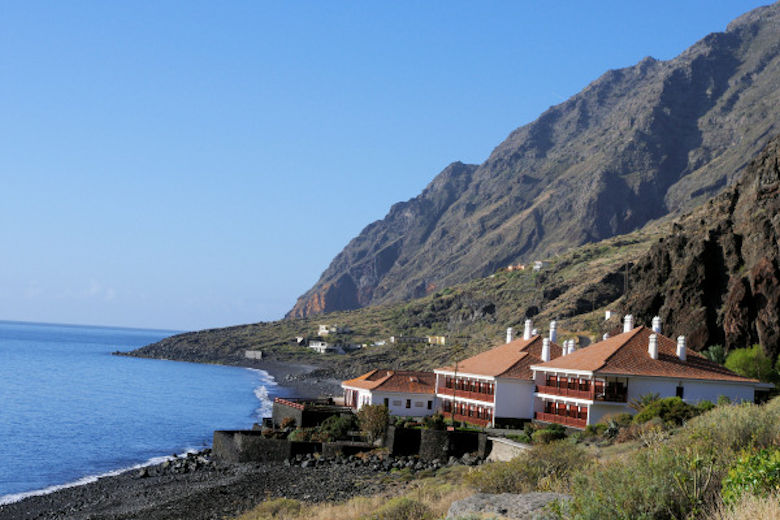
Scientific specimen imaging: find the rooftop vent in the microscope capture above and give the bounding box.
[648,333,658,360]
[677,336,687,361]
[549,320,558,343]
[523,319,533,340]
[506,327,513,344]
[652,316,662,334]
[541,338,551,362]
[623,314,634,333]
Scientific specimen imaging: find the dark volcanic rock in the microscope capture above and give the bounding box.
[289,3,780,318]
[621,134,780,361]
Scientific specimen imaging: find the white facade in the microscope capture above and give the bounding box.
[308,340,344,354]
[531,369,770,427]
[342,386,436,417]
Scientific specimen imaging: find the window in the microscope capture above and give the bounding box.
[406,399,411,408]
[676,386,684,398]
[427,400,432,410]
[383,398,389,407]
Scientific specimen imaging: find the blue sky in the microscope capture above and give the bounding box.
[0,1,769,330]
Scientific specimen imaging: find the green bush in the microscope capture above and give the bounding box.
[317,413,358,441]
[467,441,589,493]
[288,428,312,442]
[633,396,697,425]
[702,344,726,364]
[583,423,606,437]
[422,413,446,430]
[507,433,532,444]
[717,395,732,406]
[357,404,390,442]
[721,448,780,504]
[360,497,433,520]
[532,427,567,444]
[696,400,716,413]
[724,345,778,383]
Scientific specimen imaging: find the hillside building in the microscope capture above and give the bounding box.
[342,370,437,417]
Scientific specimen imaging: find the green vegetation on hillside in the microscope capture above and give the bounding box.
[128,224,666,379]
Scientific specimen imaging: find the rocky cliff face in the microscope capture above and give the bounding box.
[623,134,780,360]
[289,2,780,318]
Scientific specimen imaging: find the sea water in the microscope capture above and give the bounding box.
[0,320,280,503]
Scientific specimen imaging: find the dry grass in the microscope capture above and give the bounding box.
[706,492,780,520]
[234,468,472,520]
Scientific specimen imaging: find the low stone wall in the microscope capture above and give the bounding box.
[486,437,531,462]
[386,427,489,460]
[322,441,375,458]
[212,430,321,463]
[384,426,421,456]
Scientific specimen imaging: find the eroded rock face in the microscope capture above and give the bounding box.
[289,2,780,318]
[622,135,780,360]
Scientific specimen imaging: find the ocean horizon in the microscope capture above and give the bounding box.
[0,320,281,503]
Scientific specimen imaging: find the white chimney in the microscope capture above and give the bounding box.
[506,327,513,344]
[605,310,612,320]
[623,314,634,333]
[652,316,662,334]
[560,339,567,356]
[567,341,576,355]
[523,319,532,340]
[541,338,551,362]
[648,333,658,360]
[677,336,687,361]
[531,328,538,336]
[549,320,558,343]
[603,333,610,340]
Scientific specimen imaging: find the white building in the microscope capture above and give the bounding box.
[434,320,563,427]
[308,340,344,355]
[342,370,437,417]
[531,316,774,428]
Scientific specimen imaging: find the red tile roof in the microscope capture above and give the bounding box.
[532,326,760,383]
[437,336,564,380]
[341,370,436,394]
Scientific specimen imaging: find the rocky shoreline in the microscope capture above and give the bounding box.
[0,355,348,520]
[0,447,486,520]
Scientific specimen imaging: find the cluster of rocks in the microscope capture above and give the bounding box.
[137,450,213,479]
[283,452,485,472]
[447,492,571,520]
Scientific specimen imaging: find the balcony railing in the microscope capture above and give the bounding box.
[535,411,586,429]
[535,384,627,403]
[446,388,495,403]
[450,413,491,427]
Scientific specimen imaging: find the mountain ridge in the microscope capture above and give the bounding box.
[289,2,780,318]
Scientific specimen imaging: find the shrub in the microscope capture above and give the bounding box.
[422,413,446,430]
[702,344,726,365]
[280,416,296,429]
[466,441,589,493]
[628,392,660,412]
[532,427,567,444]
[288,428,312,442]
[583,423,606,437]
[357,404,390,442]
[697,400,716,413]
[561,444,718,519]
[359,497,433,520]
[724,345,778,383]
[717,395,732,406]
[721,448,780,504]
[507,432,532,444]
[318,413,358,441]
[633,396,697,425]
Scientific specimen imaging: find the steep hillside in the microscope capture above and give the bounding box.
[289,2,780,318]
[620,133,780,361]
[126,223,665,379]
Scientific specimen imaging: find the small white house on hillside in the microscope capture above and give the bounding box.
[530,315,774,429]
[342,370,437,417]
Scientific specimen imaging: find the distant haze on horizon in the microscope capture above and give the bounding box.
[0,1,769,331]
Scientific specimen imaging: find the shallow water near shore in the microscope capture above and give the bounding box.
[0,320,277,502]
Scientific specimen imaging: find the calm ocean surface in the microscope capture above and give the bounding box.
[0,320,280,503]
